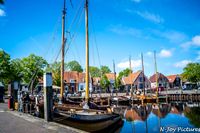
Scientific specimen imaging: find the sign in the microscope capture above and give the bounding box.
[43,73,52,87]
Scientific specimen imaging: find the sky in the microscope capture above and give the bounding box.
[0,0,200,76]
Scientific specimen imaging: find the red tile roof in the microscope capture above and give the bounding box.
[64,71,87,83]
[149,72,169,83]
[166,74,179,83]
[105,73,116,80]
[92,77,101,86]
[122,71,142,85]
[125,109,142,121]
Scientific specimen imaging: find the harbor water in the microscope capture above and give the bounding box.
[118,103,200,133]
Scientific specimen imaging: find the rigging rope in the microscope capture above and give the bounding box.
[89,10,102,68]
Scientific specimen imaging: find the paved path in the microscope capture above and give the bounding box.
[0,102,85,133]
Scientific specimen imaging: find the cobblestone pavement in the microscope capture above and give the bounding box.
[0,102,85,133]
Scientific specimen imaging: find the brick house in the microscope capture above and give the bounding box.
[92,77,101,92]
[64,71,93,93]
[149,72,169,90]
[121,70,151,92]
[105,73,116,90]
[166,74,181,89]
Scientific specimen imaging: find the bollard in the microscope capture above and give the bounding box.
[107,97,110,106]
[43,73,53,122]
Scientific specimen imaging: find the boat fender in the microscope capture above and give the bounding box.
[107,108,112,114]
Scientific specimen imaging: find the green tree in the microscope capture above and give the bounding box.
[0,0,4,4]
[66,60,83,72]
[182,63,200,83]
[46,62,61,86]
[89,66,101,77]
[100,65,111,75]
[115,68,132,88]
[100,74,110,90]
[0,50,11,85]
[10,58,23,81]
[185,107,200,127]
[21,54,48,91]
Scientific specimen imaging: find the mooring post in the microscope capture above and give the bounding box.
[43,72,53,122]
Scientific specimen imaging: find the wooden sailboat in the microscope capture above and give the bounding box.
[54,0,123,132]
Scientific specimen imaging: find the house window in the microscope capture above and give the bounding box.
[139,77,143,82]
[70,79,76,83]
[80,85,84,91]
[110,80,114,84]
[139,83,143,89]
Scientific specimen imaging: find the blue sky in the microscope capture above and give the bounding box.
[0,0,200,76]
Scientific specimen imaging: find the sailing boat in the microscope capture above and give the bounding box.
[54,0,122,132]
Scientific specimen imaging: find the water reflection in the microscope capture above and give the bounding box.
[119,103,200,133]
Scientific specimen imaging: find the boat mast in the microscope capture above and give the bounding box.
[129,55,133,97]
[154,51,159,102]
[141,53,145,95]
[60,0,66,103]
[113,60,116,88]
[129,55,132,72]
[85,0,89,105]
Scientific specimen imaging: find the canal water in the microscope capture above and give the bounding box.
[118,103,200,133]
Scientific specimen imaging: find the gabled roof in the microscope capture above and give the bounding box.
[122,70,142,85]
[105,73,116,80]
[149,72,169,83]
[92,77,101,86]
[125,109,142,121]
[64,71,87,83]
[166,74,180,83]
[64,71,79,83]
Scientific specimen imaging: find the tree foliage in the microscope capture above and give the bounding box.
[66,60,83,72]
[89,66,101,78]
[100,74,110,90]
[10,59,23,81]
[116,68,132,87]
[182,63,200,83]
[46,62,61,86]
[20,54,48,89]
[0,50,11,85]
[118,68,132,79]
[100,65,111,75]
[185,107,200,127]
[0,0,4,4]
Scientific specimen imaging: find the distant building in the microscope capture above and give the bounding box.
[92,77,101,92]
[166,74,181,89]
[121,70,151,92]
[64,71,92,93]
[105,73,116,90]
[149,72,169,90]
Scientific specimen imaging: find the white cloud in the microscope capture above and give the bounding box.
[131,0,141,3]
[146,51,153,57]
[196,51,200,61]
[110,25,142,37]
[158,49,172,58]
[117,59,141,69]
[135,11,164,24]
[181,35,200,49]
[192,35,200,46]
[0,9,6,17]
[174,60,192,68]
[152,30,187,43]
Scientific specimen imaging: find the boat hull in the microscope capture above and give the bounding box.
[53,113,123,133]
